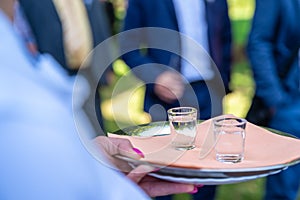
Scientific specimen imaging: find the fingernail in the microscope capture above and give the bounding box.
[132,147,145,158]
[188,186,198,194]
[195,184,204,188]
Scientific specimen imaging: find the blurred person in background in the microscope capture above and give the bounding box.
[0,0,199,198]
[17,0,114,136]
[121,0,232,199]
[247,0,300,199]
[99,0,116,34]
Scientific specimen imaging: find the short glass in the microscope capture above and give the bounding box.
[213,117,247,163]
[167,107,197,150]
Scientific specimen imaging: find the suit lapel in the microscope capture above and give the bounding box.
[288,0,300,46]
[165,0,179,31]
[87,0,110,45]
[294,0,300,40]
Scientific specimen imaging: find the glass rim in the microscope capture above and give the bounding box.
[167,107,197,115]
[213,117,247,126]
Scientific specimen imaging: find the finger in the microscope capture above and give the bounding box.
[106,138,145,173]
[93,137,145,172]
[126,165,155,183]
[140,179,195,197]
[111,138,144,160]
[96,137,143,160]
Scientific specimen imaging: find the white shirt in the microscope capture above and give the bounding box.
[173,0,214,82]
[0,10,149,200]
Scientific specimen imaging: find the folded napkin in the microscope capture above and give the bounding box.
[108,116,300,170]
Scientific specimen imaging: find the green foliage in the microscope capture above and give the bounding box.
[216,179,265,200]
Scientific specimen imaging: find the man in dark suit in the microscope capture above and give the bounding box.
[18,0,113,136]
[247,0,300,199]
[121,0,232,199]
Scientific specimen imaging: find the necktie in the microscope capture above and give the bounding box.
[52,0,93,69]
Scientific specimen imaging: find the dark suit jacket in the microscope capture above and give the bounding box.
[247,0,300,108]
[122,0,232,94]
[19,0,113,134]
[19,0,111,77]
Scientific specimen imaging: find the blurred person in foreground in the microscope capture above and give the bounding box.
[247,0,300,199]
[0,0,200,199]
[121,0,232,199]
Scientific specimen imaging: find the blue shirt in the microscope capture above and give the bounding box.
[173,0,213,82]
[0,10,149,200]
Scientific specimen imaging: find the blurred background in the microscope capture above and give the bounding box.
[99,0,278,199]
[100,0,255,130]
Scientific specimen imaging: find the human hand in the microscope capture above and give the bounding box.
[93,136,143,172]
[127,165,201,197]
[154,71,185,103]
[93,136,202,197]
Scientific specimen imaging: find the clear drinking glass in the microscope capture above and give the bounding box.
[213,117,247,163]
[168,107,197,150]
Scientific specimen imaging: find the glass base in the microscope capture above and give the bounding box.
[175,145,195,151]
[216,154,243,163]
